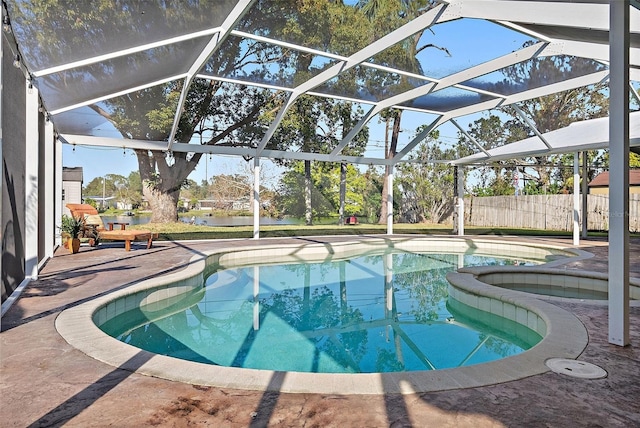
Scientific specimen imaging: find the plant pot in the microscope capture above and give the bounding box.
[69,238,81,254]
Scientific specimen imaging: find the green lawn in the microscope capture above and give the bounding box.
[127,221,622,241]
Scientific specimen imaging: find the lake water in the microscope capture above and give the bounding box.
[101,215,300,227]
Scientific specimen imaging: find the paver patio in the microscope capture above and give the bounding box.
[1,236,639,427]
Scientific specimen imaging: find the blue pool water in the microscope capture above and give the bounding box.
[101,251,543,373]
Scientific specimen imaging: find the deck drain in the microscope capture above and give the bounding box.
[545,358,607,379]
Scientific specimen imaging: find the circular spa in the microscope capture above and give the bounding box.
[457,265,640,304]
[56,237,591,394]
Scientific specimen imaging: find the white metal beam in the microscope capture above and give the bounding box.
[55,137,63,246]
[450,118,491,157]
[572,152,579,245]
[49,74,187,115]
[329,105,382,158]
[200,39,549,116]
[32,27,224,78]
[456,166,465,236]
[253,157,260,239]
[166,30,221,150]
[433,42,549,92]
[192,37,601,163]
[255,92,298,155]
[59,134,400,165]
[194,67,609,166]
[196,74,295,93]
[386,166,394,235]
[231,29,439,87]
[25,81,39,279]
[256,40,548,160]
[167,0,254,151]
[393,115,449,162]
[630,82,640,105]
[43,119,55,259]
[445,0,632,33]
[511,104,552,149]
[432,70,611,159]
[581,152,588,239]
[608,0,630,347]
[453,111,640,165]
[550,39,640,67]
[37,0,630,173]
[495,21,554,43]
[254,3,448,154]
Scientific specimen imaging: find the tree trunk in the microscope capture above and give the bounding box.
[379,111,401,224]
[135,149,200,223]
[339,162,346,225]
[144,186,180,223]
[304,160,313,225]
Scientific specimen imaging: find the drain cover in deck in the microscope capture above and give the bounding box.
[545,358,607,379]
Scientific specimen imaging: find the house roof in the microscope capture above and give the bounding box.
[454,112,640,165]
[588,170,640,187]
[62,167,83,182]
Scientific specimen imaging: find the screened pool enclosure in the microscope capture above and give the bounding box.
[0,1,636,345]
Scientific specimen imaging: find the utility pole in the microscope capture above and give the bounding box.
[102,177,106,210]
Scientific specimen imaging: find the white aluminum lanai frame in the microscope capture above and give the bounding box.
[0,0,636,345]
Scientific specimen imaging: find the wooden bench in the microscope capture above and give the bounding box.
[98,230,159,251]
[65,203,157,251]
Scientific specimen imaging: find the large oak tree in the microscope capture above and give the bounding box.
[16,0,375,222]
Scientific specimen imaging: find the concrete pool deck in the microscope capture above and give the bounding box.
[2,235,640,427]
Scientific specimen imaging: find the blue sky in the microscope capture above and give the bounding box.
[62,18,533,187]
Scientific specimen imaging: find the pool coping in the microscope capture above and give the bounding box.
[55,236,592,395]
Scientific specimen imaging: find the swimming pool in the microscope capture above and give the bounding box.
[56,237,590,394]
[100,251,544,373]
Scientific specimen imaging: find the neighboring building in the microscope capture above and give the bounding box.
[587,170,640,195]
[116,201,133,210]
[84,196,116,209]
[62,167,83,216]
[232,197,251,211]
[197,198,250,211]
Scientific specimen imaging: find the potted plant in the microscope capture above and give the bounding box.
[60,214,85,253]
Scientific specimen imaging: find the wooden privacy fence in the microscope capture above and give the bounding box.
[464,194,640,232]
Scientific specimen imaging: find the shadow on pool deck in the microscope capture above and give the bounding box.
[1,236,639,427]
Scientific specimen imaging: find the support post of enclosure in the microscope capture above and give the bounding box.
[25,81,39,279]
[55,137,63,246]
[456,166,464,236]
[386,164,394,235]
[573,152,580,246]
[253,157,260,240]
[608,0,630,346]
[44,120,55,258]
[0,12,3,310]
[582,151,588,238]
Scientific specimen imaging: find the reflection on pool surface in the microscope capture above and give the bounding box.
[101,251,544,373]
